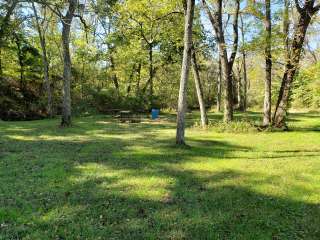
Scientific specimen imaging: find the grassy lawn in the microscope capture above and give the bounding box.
[0,112,319,239]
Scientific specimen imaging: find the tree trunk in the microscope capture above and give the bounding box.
[136,62,141,95]
[223,57,233,122]
[240,15,247,111]
[273,3,318,127]
[149,44,154,104]
[232,71,238,106]
[126,64,136,96]
[31,2,53,117]
[283,0,290,61]
[191,47,208,128]
[61,0,77,127]
[236,60,245,111]
[216,55,222,112]
[14,35,25,90]
[237,74,243,111]
[202,0,239,122]
[110,55,119,94]
[263,0,272,126]
[176,0,195,145]
[242,51,247,111]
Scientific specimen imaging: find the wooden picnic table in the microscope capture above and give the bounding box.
[119,110,139,123]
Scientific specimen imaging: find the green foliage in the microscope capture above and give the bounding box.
[193,119,257,133]
[292,63,320,109]
[90,88,151,112]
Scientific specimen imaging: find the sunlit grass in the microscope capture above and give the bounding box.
[0,112,319,239]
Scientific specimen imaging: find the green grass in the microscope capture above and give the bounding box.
[0,112,319,239]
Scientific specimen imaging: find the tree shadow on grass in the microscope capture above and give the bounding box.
[0,118,319,239]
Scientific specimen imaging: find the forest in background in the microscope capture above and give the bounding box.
[0,0,319,126]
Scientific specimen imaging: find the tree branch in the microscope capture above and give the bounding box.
[294,0,304,14]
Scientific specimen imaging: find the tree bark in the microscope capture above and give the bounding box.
[176,0,195,145]
[239,15,248,112]
[216,55,222,112]
[31,2,53,117]
[236,60,244,111]
[273,2,319,128]
[242,53,248,111]
[263,0,272,126]
[232,71,238,106]
[61,0,77,127]
[191,47,208,128]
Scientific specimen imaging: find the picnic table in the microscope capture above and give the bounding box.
[119,110,140,123]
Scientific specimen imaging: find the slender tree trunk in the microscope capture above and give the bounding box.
[236,60,245,111]
[136,62,141,95]
[176,0,195,145]
[149,44,154,104]
[31,2,53,117]
[242,51,247,111]
[237,75,243,110]
[126,64,136,96]
[223,57,233,122]
[61,0,77,127]
[232,71,238,106]
[240,15,247,111]
[191,47,208,127]
[14,36,24,90]
[273,2,319,127]
[81,56,85,99]
[262,0,272,126]
[110,55,119,94]
[216,55,222,112]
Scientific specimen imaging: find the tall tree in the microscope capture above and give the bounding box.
[273,0,320,128]
[176,0,195,145]
[60,0,77,127]
[191,46,208,128]
[263,0,272,126]
[31,2,53,117]
[202,0,240,122]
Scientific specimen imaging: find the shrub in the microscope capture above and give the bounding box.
[193,119,258,133]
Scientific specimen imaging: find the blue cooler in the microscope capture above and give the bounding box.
[151,109,159,120]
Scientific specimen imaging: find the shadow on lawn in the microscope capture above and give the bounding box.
[0,118,319,239]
